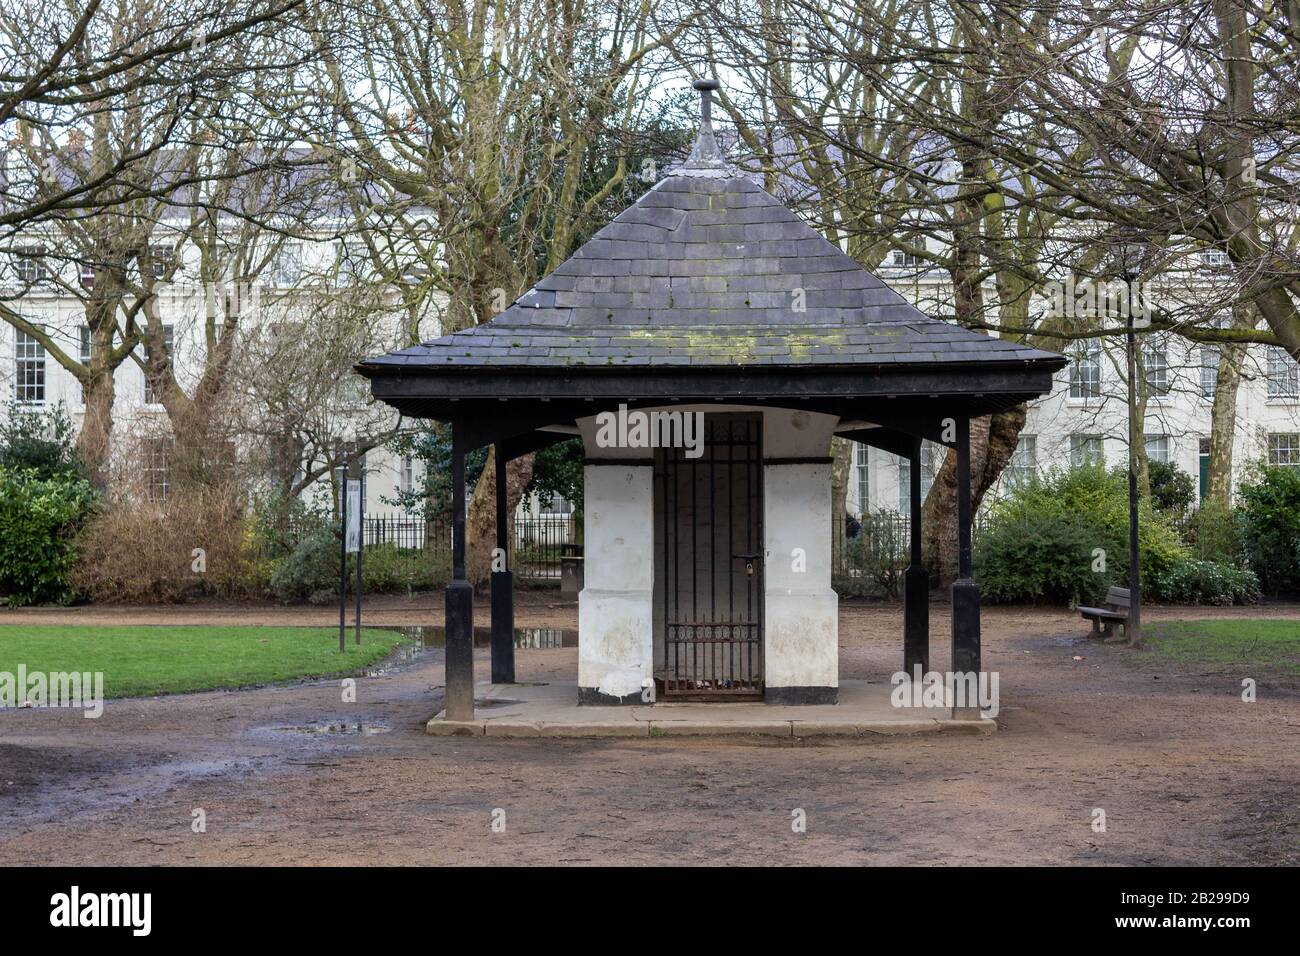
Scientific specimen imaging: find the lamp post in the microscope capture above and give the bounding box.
[1118,236,1144,648]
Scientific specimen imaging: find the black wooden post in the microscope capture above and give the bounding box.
[951,416,982,710]
[336,465,347,654]
[445,423,475,722]
[490,445,515,683]
[903,434,929,676]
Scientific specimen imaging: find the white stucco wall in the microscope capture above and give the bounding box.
[577,462,655,700]
[763,461,839,691]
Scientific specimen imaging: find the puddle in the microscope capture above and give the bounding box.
[399,625,578,649]
[273,721,391,737]
[363,626,578,677]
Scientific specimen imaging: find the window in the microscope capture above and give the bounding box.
[1008,435,1037,487]
[1069,341,1102,399]
[79,262,95,291]
[1145,434,1172,465]
[401,455,415,496]
[14,247,47,284]
[79,326,91,404]
[1267,347,1299,399]
[143,325,174,404]
[272,242,302,286]
[1199,347,1218,399]
[142,437,172,502]
[540,493,573,515]
[1200,249,1231,269]
[148,243,176,279]
[855,443,869,515]
[1143,346,1170,397]
[891,249,923,268]
[1070,434,1104,467]
[898,443,937,511]
[1268,433,1300,468]
[14,329,45,404]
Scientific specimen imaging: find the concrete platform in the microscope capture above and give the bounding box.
[427,680,996,738]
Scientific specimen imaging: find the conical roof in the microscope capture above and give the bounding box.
[361,83,1062,372]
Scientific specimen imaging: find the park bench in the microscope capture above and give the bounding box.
[1079,587,1130,639]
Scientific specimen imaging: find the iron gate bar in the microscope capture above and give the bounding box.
[656,414,763,700]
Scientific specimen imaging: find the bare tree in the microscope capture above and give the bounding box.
[0,0,313,483]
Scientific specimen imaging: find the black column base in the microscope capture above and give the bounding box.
[903,564,930,675]
[444,579,475,722]
[765,686,838,705]
[490,569,515,684]
[951,577,982,676]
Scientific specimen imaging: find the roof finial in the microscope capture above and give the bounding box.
[685,77,726,169]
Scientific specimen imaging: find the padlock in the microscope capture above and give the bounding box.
[745,561,754,576]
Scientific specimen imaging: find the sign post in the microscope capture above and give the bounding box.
[352,473,364,644]
[336,466,348,653]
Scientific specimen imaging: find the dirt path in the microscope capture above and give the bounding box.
[2,599,1298,865]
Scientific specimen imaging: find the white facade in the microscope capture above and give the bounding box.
[846,259,1300,516]
[5,242,1298,521]
[0,233,427,515]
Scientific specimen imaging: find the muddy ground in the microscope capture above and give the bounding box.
[1,595,1297,865]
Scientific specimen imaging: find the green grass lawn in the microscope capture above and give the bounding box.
[0,625,405,698]
[1143,619,1300,676]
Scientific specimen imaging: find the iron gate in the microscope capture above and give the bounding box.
[655,413,764,699]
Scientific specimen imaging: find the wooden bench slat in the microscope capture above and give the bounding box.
[1080,608,1127,620]
[1105,587,1131,608]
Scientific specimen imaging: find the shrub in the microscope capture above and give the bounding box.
[361,542,446,594]
[975,509,1115,605]
[251,491,332,561]
[1146,460,1196,517]
[1149,557,1260,606]
[860,512,908,599]
[0,404,86,481]
[1187,498,1243,564]
[0,467,97,605]
[73,486,258,603]
[1236,464,1300,597]
[268,525,341,603]
[975,464,1188,605]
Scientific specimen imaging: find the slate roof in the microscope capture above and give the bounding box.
[358,90,1063,376]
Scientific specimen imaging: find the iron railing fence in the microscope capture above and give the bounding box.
[282,505,1203,596]
[358,512,578,582]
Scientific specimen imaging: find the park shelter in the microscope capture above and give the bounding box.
[357,80,1066,722]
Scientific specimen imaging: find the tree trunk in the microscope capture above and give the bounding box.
[1133,346,1151,500]
[1206,302,1255,507]
[77,367,115,490]
[922,408,1026,585]
[466,447,536,589]
[831,433,852,513]
[1208,341,1246,507]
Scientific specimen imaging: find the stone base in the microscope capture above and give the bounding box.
[426,680,996,738]
[577,686,642,706]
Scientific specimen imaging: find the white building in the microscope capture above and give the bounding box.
[0,227,428,515]
[846,251,1300,517]
[4,223,1298,523]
